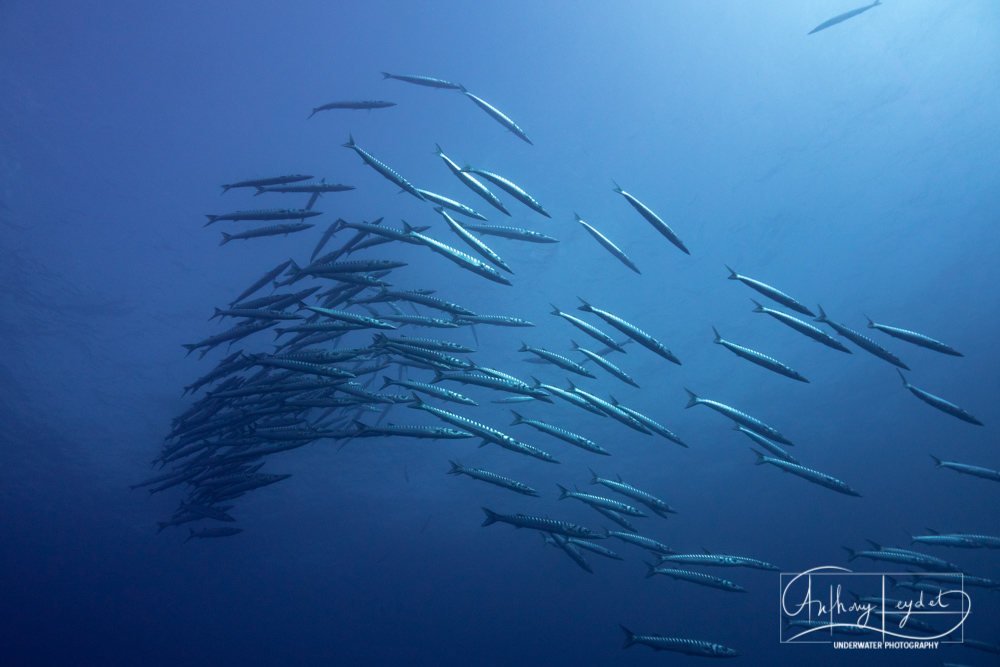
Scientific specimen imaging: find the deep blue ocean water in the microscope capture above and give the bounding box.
[1,2,998,665]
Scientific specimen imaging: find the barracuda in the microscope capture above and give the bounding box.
[342,134,424,201]
[448,461,538,496]
[460,163,550,218]
[434,144,509,215]
[574,213,640,273]
[510,411,609,455]
[685,389,793,446]
[712,327,809,382]
[815,306,909,369]
[577,298,680,365]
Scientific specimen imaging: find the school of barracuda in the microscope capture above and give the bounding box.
[135,55,998,659]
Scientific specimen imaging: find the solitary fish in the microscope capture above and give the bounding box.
[448,461,538,496]
[342,134,424,201]
[578,298,680,365]
[204,209,320,226]
[897,371,982,426]
[574,214,640,274]
[309,100,396,118]
[808,0,881,35]
[220,223,314,245]
[620,627,740,657]
[434,144,509,215]
[865,316,963,357]
[930,455,1000,483]
[911,529,1000,550]
[644,562,747,593]
[726,266,813,316]
[712,327,809,383]
[381,72,463,90]
[815,306,909,369]
[750,299,851,353]
[461,163,550,217]
[460,87,532,145]
[221,174,312,195]
[752,449,861,497]
[254,180,355,196]
[613,181,688,254]
[185,527,243,543]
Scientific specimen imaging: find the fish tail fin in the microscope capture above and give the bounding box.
[431,370,445,384]
[219,232,232,246]
[155,522,169,534]
[588,468,600,485]
[576,296,593,311]
[712,326,722,343]
[930,455,943,468]
[620,625,637,649]
[842,546,857,562]
[408,392,426,407]
[220,185,231,194]
[461,161,473,172]
[573,212,584,223]
[352,420,368,433]
[380,375,394,390]
[896,369,910,388]
[341,133,356,148]
[481,507,499,527]
[683,389,700,409]
[750,448,768,465]
[510,410,525,426]
[401,220,415,234]
[518,340,529,352]
[381,72,391,79]
[204,215,218,226]
[885,576,898,590]
[608,395,619,406]
[447,460,463,475]
[925,527,939,535]
[611,180,623,194]
[814,305,828,323]
[458,84,467,93]
[556,484,570,500]
[308,108,319,119]
[530,376,543,389]
[549,303,561,315]
[750,298,765,312]
[725,264,738,280]
[433,143,444,156]
[565,378,578,392]
[185,529,196,543]
[253,187,265,196]
[210,307,223,321]
[181,344,197,357]
[570,340,581,351]
[643,561,657,578]
[864,314,875,328]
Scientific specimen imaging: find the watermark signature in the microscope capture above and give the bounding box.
[780,566,971,648]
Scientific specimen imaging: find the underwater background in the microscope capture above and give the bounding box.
[1,1,998,665]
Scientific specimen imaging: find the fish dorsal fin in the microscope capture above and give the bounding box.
[702,547,712,555]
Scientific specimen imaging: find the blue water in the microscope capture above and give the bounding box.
[1,2,999,665]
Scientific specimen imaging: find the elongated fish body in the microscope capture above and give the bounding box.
[658,552,779,571]
[182,320,276,359]
[310,100,396,118]
[434,145,509,215]
[460,89,532,145]
[381,342,470,370]
[912,530,1000,550]
[725,266,813,316]
[574,214,639,273]
[898,371,982,425]
[355,422,471,439]
[381,72,463,90]
[570,382,651,435]
[593,506,637,532]
[550,304,625,352]
[606,530,674,555]
[750,300,851,353]
[732,425,797,464]
[447,461,538,496]
[368,289,475,316]
[620,626,740,657]
[462,165,550,217]
[712,327,808,383]
[577,299,680,365]
[415,189,488,220]
[381,376,476,406]
[185,527,244,543]
[377,313,458,329]
[843,542,960,572]
[435,372,544,399]
[865,316,962,356]
[407,394,516,447]
[304,305,396,330]
[784,619,871,637]
[686,389,793,446]
[482,435,559,464]
[930,455,1000,482]
[645,563,746,592]
[752,449,860,497]
[608,398,687,448]
[532,378,607,417]
[461,224,558,243]
[557,484,646,517]
[814,306,909,369]
[382,336,474,354]
[869,610,945,636]
[612,182,688,254]
[912,572,1000,590]
[588,470,677,517]
[454,314,534,327]
[808,0,881,34]
[402,222,512,286]
[549,532,593,573]
[961,639,1000,655]
[219,222,314,245]
[481,508,596,538]
[204,209,321,226]
[510,411,609,455]
[519,342,593,377]
[301,258,408,274]
[342,134,425,201]
[212,308,302,323]
[254,181,355,195]
[570,341,638,388]
[230,260,293,306]
[221,174,312,194]
[467,364,532,389]
[563,537,621,560]
[435,207,511,273]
